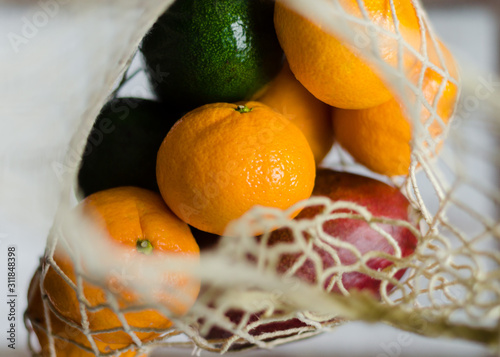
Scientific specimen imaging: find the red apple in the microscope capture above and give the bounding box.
[200,307,340,349]
[198,170,418,343]
[202,309,309,340]
[268,169,419,297]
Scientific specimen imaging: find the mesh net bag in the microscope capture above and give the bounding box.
[15,0,500,355]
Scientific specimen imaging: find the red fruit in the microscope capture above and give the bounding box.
[199,170,417,343]
[268,169,419,297]
[202,309,308,341]
[199,307,340,349]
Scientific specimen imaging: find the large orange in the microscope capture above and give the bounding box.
[156,101,316,235]
[27,269,148,357]
[274,0,422,109]
[42,187,200,346]
[256,61,334,164]
[332,38,459,176]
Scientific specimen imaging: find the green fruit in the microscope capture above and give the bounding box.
[78,98,179,197]
[140,0,283,111]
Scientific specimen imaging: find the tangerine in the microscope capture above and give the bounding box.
[27,269,148,357]
[332,39,459,176]
[256,61,334,164]
[156,102,316,235]
[42,187,200,346]
[274,0,422,109]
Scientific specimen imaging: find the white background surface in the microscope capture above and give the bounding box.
[0,2,498,357]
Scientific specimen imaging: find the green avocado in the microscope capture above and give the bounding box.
[140,0,283,111]
[78,98,180,197]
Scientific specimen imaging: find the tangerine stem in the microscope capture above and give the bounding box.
[235,105,253,113]
[136,239,153,255]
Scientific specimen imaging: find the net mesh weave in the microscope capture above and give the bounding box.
[19,0,500,355]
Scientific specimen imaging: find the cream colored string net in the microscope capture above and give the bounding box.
[17,0,500,355]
